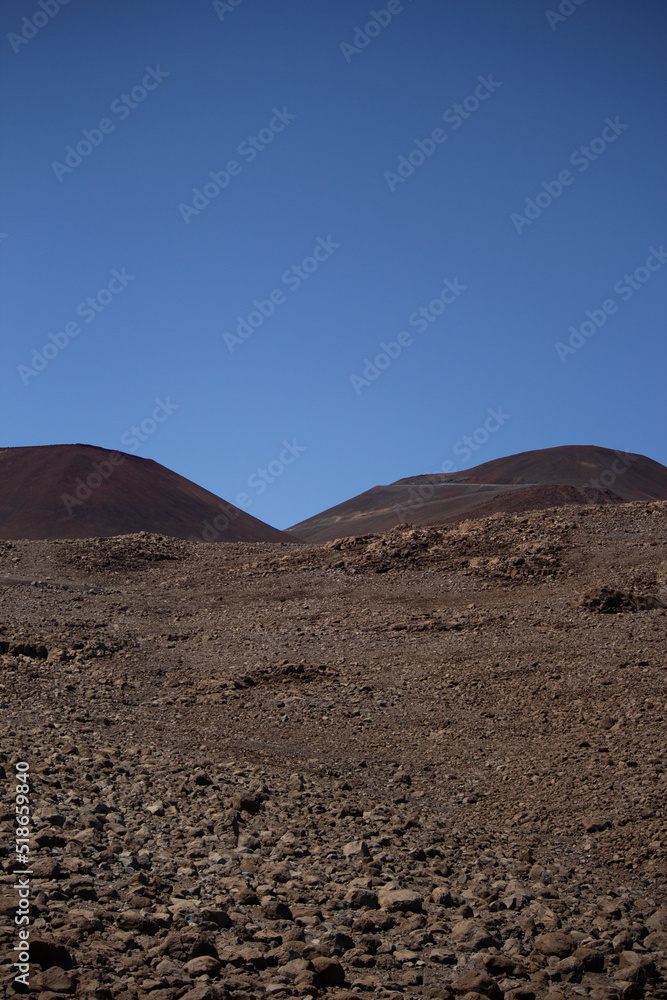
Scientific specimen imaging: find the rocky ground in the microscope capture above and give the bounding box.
[1,501,666,1000]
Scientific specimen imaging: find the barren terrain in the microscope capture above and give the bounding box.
[0,446,292,544]
[1,501,666,1000]
[286,447,667,542]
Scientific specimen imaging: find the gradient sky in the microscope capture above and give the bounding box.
[1,0,665,529]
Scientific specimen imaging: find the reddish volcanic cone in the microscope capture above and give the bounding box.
[0,444,294,543]
[287,445,667,543]
[395,445,667,501]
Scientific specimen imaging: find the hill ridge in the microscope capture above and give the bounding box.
[0,443,293,543]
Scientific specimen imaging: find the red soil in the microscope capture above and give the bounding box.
[0,444,293,543]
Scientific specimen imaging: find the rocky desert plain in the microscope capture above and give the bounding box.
[1,447,667,1000]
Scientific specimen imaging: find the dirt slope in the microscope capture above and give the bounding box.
[1,500,666,998]
[0,445,292,544]
[395,445,667,500]
[287,446,667,543]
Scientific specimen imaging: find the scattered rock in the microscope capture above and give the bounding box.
[1,503,665,999]
[451,969,504,999]
[534,931,574,957]
[312,956,346,986]
[377,888,423,913]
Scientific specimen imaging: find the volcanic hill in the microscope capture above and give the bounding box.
[0,444,292,543]
[287,445,667,543]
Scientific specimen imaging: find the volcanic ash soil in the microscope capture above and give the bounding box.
[1,501,666,999]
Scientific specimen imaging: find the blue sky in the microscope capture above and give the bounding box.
[1,0,665,529]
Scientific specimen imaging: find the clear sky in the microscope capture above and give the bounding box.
[1,0,665,529]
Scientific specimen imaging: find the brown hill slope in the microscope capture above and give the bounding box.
[1,501,666,996]
[0,444,293,543]
[395,444,667,500]
[287,445,667,543]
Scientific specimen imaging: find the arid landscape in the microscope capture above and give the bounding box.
[1,450,666,999]
[286,446,667,543]
[4,0,665,997]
